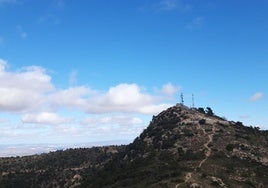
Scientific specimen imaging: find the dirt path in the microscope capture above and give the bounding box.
[175,123,216,188]
[175,172,192,188]
[198,124,216,168]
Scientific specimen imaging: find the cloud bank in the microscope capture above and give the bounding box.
[0,59,181,147]
[0,59,178,126]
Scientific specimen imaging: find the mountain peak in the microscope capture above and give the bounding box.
[107,104,268,187]
[136,104,224,151]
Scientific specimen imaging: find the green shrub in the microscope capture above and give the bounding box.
[199,119,206,125]
[226,144,234,151]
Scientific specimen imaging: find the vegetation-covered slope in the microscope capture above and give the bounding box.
[1,104,268,187]
[0,146,125,188]
[82,105,268,188]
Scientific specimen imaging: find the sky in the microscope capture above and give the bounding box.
[0,0,268,154]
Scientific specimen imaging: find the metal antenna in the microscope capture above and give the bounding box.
[192,94,195,108]
[181,93,184,105]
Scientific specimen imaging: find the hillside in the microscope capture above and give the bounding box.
[1,104,268,187]
[0,146,125,188]
[82,104,268,187]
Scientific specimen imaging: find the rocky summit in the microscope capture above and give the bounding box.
[1,105,268,188]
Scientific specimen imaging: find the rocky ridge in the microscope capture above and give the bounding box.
[85,104,268,187]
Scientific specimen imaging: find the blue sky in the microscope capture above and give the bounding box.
[0,0,268,151]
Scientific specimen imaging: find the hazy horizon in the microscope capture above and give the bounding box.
[0,139,132,157]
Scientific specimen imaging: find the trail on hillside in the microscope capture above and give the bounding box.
[175,172,192,188]
[198,124,216,168]
[175,122,216,188]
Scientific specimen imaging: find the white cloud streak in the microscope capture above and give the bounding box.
[80,116,143,126]
[21,112,72,125]
[152,0,191,13]
[249,92,264,102]
[0,0,16,5]
[153,0,177,12]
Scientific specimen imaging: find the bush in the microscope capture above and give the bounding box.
[198,108,205,114]
[226,144,234,151]
[235,121,243,126]
[199,119,206,125]
[206,107,214,116]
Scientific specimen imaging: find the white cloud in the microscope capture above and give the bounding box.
[52,124,82,136]
[131,117,144,124]
[78,115,146,142]
[103,84,152,106]
[85,83,172,115]
[0,117,9,123]
[0,61,174,116]
[0,59,7,70]
[16,25,27,39]
[49,83,173,115]
[49,86,92,110]
[0,61,54,112]
[138,103,172,114]
[161,82,180,95]
[0,61,53,92]
[0,59,178,129]
[21,112,72,125]
[80,115,143,126]
[249,92,264,102]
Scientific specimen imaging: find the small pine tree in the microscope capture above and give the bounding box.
[197,107,205,114]
[206,107,214,116]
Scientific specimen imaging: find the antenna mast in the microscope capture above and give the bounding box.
[180,93,184,105]
[192,94,195,108]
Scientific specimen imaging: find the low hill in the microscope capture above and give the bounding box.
[1,104,268,187]
[0,146,125,188]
